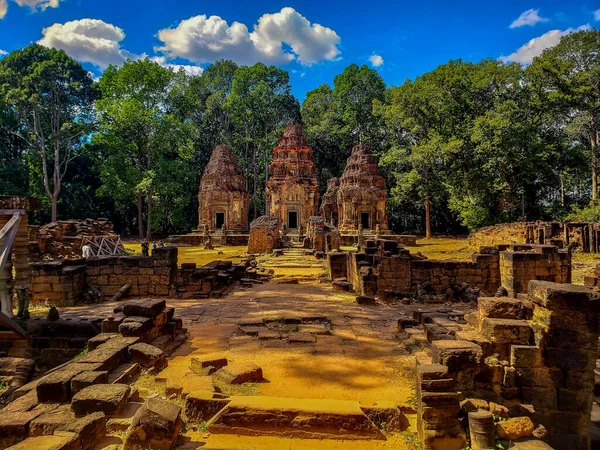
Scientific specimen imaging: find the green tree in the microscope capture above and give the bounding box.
[332,64,386,145]
[527,29,600,201]
[96,59,194,239]
[0,44,96,221]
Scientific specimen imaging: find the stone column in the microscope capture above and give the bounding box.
[0,214,14,317]
[13,213,30,318]
[527,281,600,450]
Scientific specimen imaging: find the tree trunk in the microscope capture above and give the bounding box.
[591,118,598,202]
[146,188,153,241]
[51,195,57,222]
[137,191,144,239]
[425,194,432,239]
[253,146,257,220]
[560,173,565,207]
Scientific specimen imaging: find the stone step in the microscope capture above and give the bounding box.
[206,396,386,440]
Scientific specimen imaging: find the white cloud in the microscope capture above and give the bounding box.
[155,7,341,66]
[369,53,384,67]
[0,49,7,55]
[594,9,600,21]
[501,24,591,64]
[509,8,548,28]
[38,19,142,69]
[14,0,60,11]
[0,0,7,19]
[150,56,203,76]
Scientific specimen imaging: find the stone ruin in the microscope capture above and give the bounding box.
[470,220,600,253]
[197,145,249,233]
[0,298,187,450]
[304,216,340,255]
[336,143,389,233]
[398,281,599,450]
[266,124,319,232]
[328,240,570,303]
[29,218,125,259]
[247,216,280,254]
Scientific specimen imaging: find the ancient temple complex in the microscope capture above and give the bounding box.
[198,145,249,232]
[337,143,389,232]
[266,125,319,231]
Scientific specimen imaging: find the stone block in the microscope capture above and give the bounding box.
[480,317,532,344]
[70,371,108,395]
[478,297,528,319]
[516,367,562,389]
[128,343,164,368]
[4,432,79,450]
[557,388,593,413]
[71,384,130,417]
[510,345,542,368]
[431,340,483,374]
[123,397,181,450]
[496,416,534,441]
[528,281,599,311]
[214,362,263,384]
[521,386,557,411]
[185,390,230,421]
[122,299,166,318]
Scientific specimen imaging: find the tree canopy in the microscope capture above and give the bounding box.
[1,30,599,236]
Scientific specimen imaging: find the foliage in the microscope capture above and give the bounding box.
[0,30,598,236]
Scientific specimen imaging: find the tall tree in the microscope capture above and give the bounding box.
[332,64,386,145]
[0,44,96,221]
[96,59,194,239]
[527,29,600,201]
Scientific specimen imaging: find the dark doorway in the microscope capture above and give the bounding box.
[361,212,370,229]
[288,211,298,229]
[215,213,225,229]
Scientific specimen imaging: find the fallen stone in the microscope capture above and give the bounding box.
[496,416,535,440]
[36,363,103,403]
[71,384,130,417]
[298,324,330,335]
[185,390,230,422]
[0,410,45,448]
[190,355,228,374]
[122,299,166,318]
[4,431,79,450]
[30,407,106,450]
[122,397,182,450]
[128,343,164,368]
[206,396,385,440]
[356,296,376,305]
[71,371,108,395]
[431,340,483,374]
[214,362,263,384]
[288,332,316,343]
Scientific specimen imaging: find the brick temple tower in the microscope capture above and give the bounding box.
[198,145,249,232]
[266,125,319,231]
[337,143,389,232]
[320,177,340,226]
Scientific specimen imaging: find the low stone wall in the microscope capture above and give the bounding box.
[29,247,250,307]
[500,244,571,297]
[330,241,500,298]
[0,317,101,371]
[411,253,500,296]
[168,233,249,246]
[468,222,530,249]
[340,233,417,247]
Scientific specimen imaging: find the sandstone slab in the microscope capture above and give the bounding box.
[122,397,182,450]
[71,384,130,417]
[214,362,263,384]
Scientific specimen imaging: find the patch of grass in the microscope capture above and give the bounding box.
[74,347,88,360]
[401,430,423,450]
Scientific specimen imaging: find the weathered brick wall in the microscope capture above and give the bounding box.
[30,247,248,306]
[469,222,529,249]
[327,252,348,280]
[376,255,412,297]
[500,245,571,297]
[411,253,500,296]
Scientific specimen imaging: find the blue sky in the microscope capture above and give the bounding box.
[0,0,598,100]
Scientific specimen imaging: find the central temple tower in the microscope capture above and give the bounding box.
[266,125,319,231]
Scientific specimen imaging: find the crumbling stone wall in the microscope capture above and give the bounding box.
[198,145,249,232]
[337,144,389,233]
[500,244,571,297]
[266,125,319,231]
[29,247,249,306]
[412,252,500,297]
[327,252,348,280]
[416,282,600,450]
[248,216,280,254]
